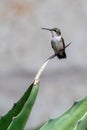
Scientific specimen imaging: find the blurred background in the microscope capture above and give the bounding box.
[0,0,87,129]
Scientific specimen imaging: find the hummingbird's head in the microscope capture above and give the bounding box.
[42,27,61,36]
[51,28,61,35]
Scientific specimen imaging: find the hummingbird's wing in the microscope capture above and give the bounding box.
[51,40,53,48]
[58,37,66,59]
[61,37,65,50]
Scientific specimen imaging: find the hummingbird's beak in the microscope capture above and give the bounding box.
[41,28,52,31]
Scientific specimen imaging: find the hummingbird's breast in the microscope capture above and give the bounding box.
[51,36,64,54]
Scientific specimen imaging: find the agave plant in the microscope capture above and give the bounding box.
[0,43,87,130]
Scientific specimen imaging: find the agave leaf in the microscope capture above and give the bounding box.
[0,82,39,130]
[7,82,39,130]
[74,112,87,130]
[39,96,87,130]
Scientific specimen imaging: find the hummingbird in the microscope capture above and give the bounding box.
[42,27,66,59]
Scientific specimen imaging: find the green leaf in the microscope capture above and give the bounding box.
[74,112,87,130]
[7,82,39,130]
[39,96,87,130]
[0,82,39,130]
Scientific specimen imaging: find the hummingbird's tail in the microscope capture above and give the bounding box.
[57,51,66,59]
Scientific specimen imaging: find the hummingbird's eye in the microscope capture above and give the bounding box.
[54,30,56,32]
